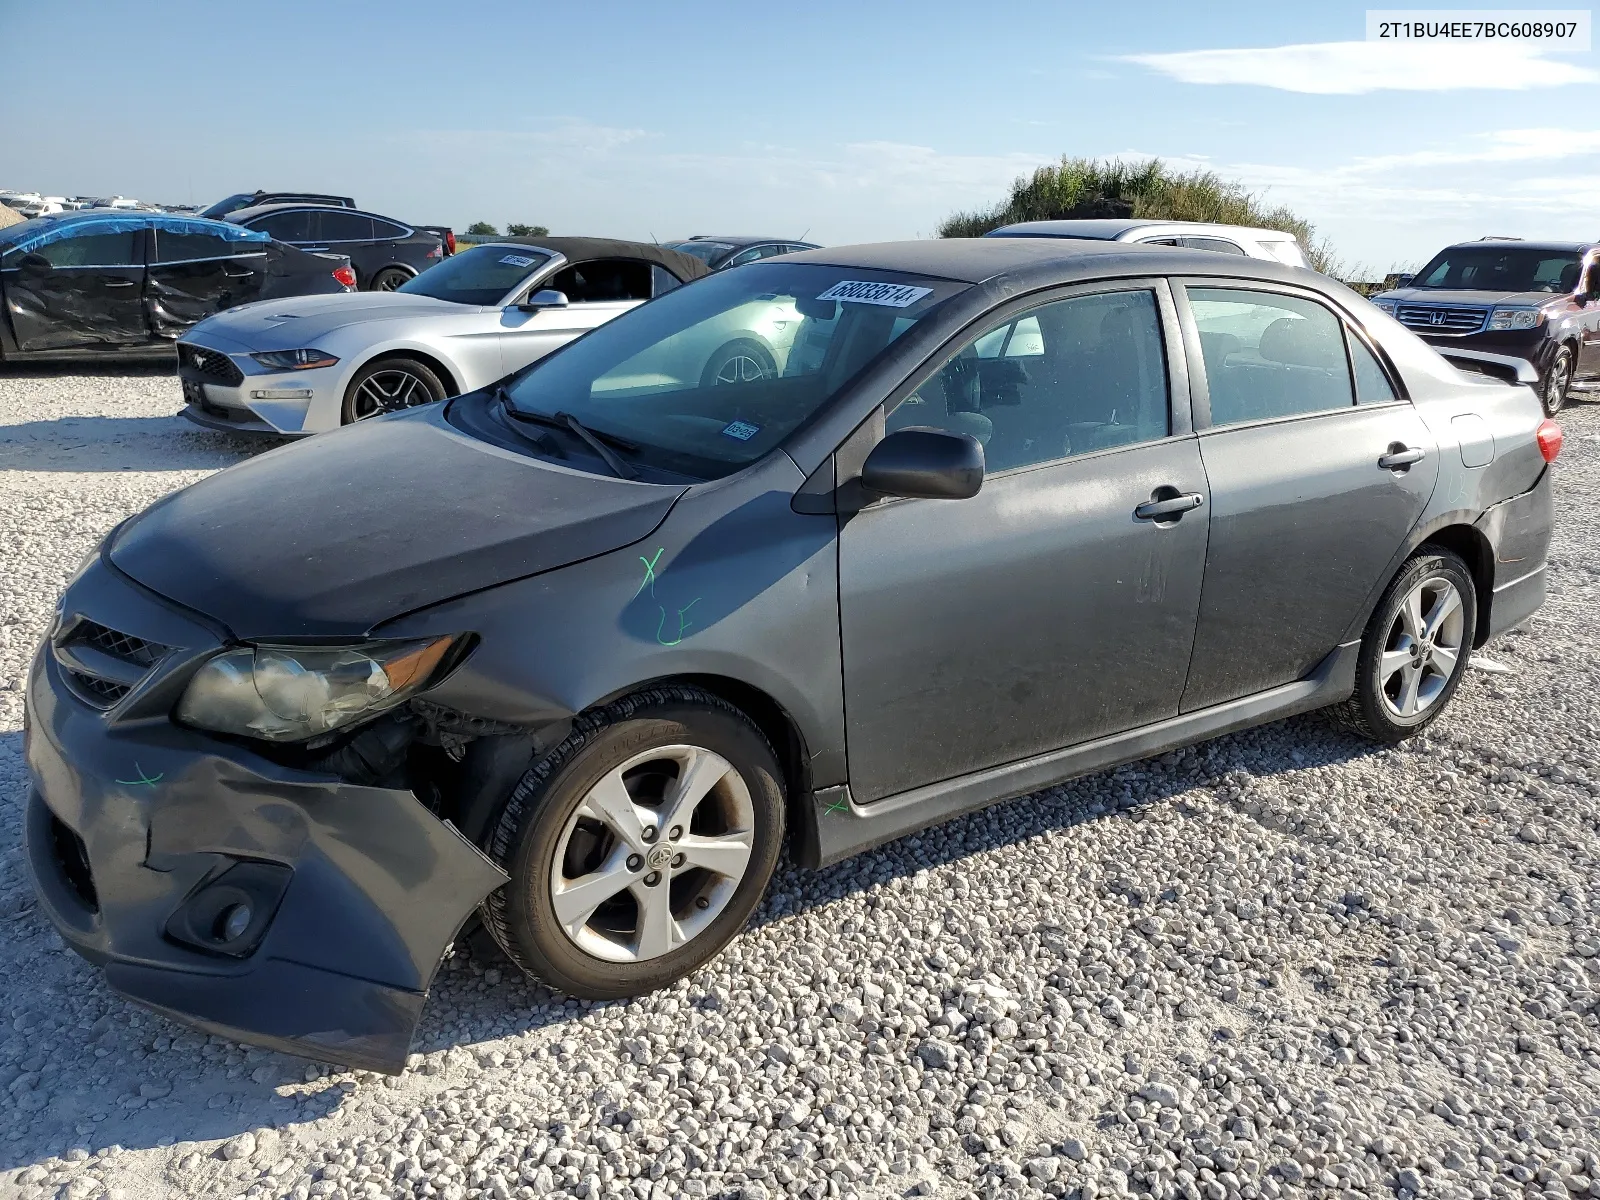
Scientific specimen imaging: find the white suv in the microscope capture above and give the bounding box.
[984,218,1312,268]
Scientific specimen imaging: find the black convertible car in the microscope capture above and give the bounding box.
[0,211,355,362]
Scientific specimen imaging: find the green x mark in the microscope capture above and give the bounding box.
[116,763,163,789]
[823,799,850,816]
[635,547,665,599]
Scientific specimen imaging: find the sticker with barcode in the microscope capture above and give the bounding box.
[499,254,537,267]
[721,420,761,441]
[816,280,933,308]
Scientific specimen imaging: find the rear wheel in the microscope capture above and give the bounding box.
[370,267,411,292]
[340,356,447,423]
[1543,345,1574,415]
[1333,548,1476,744]
[480,686,785,998]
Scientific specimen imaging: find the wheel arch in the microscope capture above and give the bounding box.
[1418,523,1495,647]
[353,346,464,397]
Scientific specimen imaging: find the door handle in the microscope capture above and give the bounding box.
[223,269,252,278]
[1134,490,1205,521]
[300,245,329,252]
[103,279,135,288]
[1378,444,1425,470]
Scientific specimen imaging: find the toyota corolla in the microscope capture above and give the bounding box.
[25,239,1557,1073]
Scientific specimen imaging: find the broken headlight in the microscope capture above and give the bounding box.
[176,637,455,742]
[250,348,339,370]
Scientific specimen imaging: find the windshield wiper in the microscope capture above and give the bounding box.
[501,402,638,480]
[493,386,564,456]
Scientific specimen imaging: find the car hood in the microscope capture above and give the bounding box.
[192,291,491,350]
[108,407,685,639]
[1376,288,1561,308]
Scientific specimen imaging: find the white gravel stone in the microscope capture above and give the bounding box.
[2,369,1600,1199]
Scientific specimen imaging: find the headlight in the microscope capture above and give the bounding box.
[1372,299,1399,315]
[1487,308,1543,331]
[176,637,456,742]
[249,348,339,370]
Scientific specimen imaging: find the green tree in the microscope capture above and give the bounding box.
[465,221,498,236]
[938,156,1344,277]
[506,223,549,237]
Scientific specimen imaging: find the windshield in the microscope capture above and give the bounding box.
[198,193,255,220]
[503,262,968,479]
[668,240,734,265]
[395,243,552,305]
[1413,246,1583,293]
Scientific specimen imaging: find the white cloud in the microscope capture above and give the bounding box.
[1122,40,1597,94]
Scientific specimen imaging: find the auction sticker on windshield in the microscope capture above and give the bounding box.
[721,420,761,441]
[817,281,933,308]
[499,255,538,267]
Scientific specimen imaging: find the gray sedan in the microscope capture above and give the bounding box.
[26,238,1557,1072]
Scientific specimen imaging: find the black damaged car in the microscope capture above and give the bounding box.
[25,239,1557,1073]
[1373,239,1600,415]
[0,211,355,361]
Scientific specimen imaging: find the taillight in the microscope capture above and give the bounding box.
[444,230,456,255]
[1536,418,1562,463]
[426,245,442,259]
[332,266,357,289]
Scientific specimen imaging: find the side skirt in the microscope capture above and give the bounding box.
[804,641,1360,868]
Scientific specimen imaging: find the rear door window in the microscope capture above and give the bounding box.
[1187,287,1355,425]
[154,228,242,262]
[1349,332,1398,404]
[370,218,408,239]
[1182,237,1248,255]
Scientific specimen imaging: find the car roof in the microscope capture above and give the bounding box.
[680,235,817,249]
[1436,240,1595,253]
[224,202,399,223]
[471,236,713,281]
[777,238,1321,289]
[989,218,1297,242]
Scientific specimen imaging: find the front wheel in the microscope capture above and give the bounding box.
[700,338,777,388]
[480,686,785,998]
[1543,345,1574,416]
[340,356,448,424]
[1333,548,1477,744]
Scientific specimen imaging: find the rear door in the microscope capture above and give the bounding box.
[1177,282,1439,711]
[0,224,147,351]
[499,257,652,373]
[146,225,267,338]
[1579,255,1600,379]
[838,281,1212,802]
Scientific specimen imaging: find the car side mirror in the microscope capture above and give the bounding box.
[860,427,984,500]
[515,289,569,312]
[1396,273,1415,288]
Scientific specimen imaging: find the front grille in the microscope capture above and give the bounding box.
[73,619,166,668]
[55,619,171,710]
[1396,305,1488,336]
[178,343,243,386]
[65,670,132,707]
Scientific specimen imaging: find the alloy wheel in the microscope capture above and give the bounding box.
[1545,351,1572,414]
[352,369,434,419]
[714,354,771,385]
[1378,576,1466,718]
[549,745,755,963]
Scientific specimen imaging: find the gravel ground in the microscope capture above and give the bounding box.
[1,369,1599,1200]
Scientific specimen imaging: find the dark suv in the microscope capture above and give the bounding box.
[1373,238,1600,413]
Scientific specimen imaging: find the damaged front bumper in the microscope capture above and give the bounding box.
[21,563,506,1074]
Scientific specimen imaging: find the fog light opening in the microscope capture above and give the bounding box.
[218,903,253,943]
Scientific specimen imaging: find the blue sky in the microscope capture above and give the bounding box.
[3,0,1597,272]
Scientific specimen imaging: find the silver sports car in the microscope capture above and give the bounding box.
[174,238,710,436]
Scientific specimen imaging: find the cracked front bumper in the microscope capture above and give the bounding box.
[21,562,507,1074]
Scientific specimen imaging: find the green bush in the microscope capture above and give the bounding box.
[506,223,549,237]
[465,221,498,236]
[938,157,1343,277]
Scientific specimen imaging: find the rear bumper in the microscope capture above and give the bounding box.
[22,562,506,1073]
[1476,468,1554,640]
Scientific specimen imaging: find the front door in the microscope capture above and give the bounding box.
[1579,257,1600,380]
[1,224,146,351]
[145,224,267,339]
[838,284,1211,803]
[1178,283,1440,711]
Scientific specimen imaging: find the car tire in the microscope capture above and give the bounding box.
[480,685,786,999]
[700,338,777,388]
[1332,547,1477,745]
[1543,345,1575,415]
[370,267,411,292]
[340,356,448,424]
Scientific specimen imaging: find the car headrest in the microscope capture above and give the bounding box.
[1258,316,1342,369]
[1558,262,1581,291]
